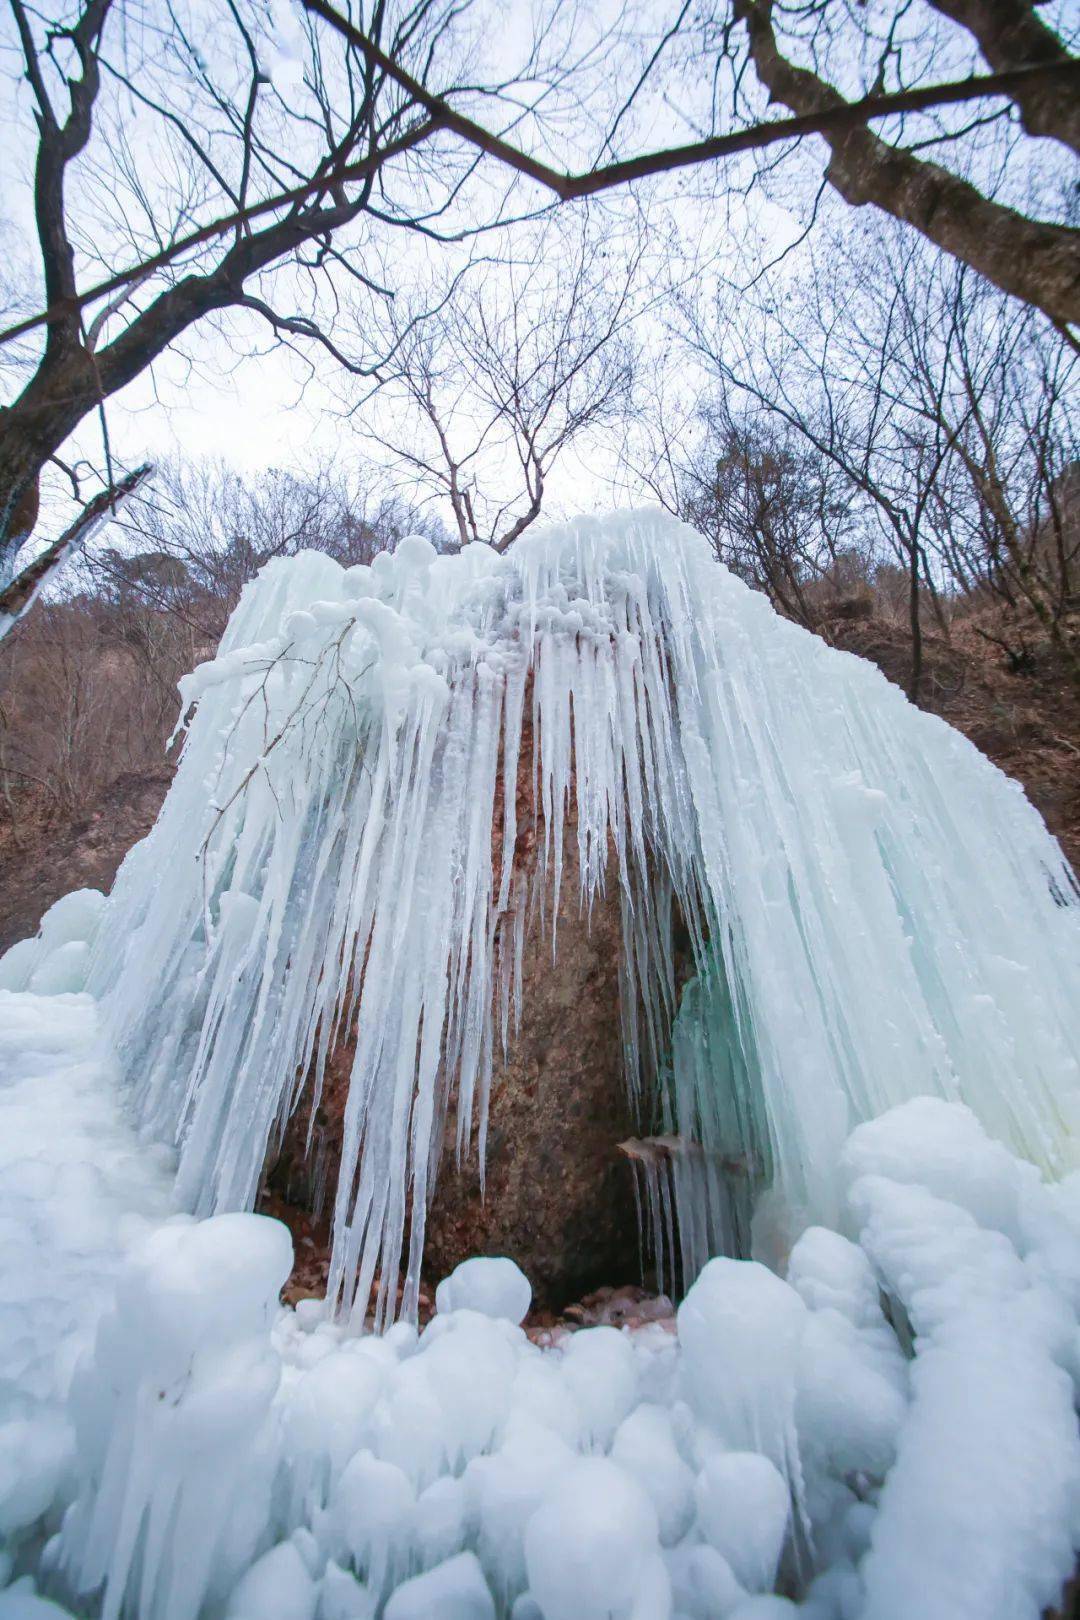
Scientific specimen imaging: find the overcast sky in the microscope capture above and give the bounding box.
[2,0,1072,555]
[0,0,712,543]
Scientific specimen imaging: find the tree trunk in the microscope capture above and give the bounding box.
[0,348,102,573]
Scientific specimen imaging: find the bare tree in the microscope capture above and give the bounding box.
[355,225,638,549]
[81,457,444,636]
[0,453,435,822]
[2,0,1075,630]
[723,0,1079,332]
[0,579,194,822]
[675,216,1079,692]
[306,0,1080,327]
[0,462,150,640]
[901,264,1080,668]
[683,246,955,698]
[675,405,858,631]
[0,0,567,592]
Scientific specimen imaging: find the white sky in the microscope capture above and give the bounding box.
[0,0,721,544]
[3,0,1068,555]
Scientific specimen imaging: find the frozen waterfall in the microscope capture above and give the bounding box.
[87,509,1080,1322]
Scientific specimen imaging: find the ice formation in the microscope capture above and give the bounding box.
[2,1002,1079,1620]
[434,1259,531,1324]
[3,509,1080,1619]
[73,509,1080,1322]
[0,891,105,998]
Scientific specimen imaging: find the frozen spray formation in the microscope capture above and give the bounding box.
[4,1015,1079,1620]
[3,510,1080,1620]
[85,509,1080,1320]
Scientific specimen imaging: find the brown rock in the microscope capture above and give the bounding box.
[423,847,640,1310]
[267,704,644,1313]
[266,842,643,1312]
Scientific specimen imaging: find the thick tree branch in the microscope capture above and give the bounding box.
[5,6,1077,354]
[0,118,436,350]
[733,0,1080,327]
[302,0,1079,205]
[88,164,398,400]
[11,0,114,361]
[926,0,1080,155]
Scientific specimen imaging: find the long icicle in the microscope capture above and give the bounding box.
[89,513,1080,1320]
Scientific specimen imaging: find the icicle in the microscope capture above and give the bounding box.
[619,1135,757,1295]
[88,512,1080,1322]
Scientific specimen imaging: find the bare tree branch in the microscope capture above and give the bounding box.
[0,462,153,642]
[731,0,1079,328]
[926,0,1080,154]
[0,118,436,349]
[303,0,1079,215]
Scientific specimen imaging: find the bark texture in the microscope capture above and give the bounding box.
[926,0,1080,154]
[734,0,1080,327]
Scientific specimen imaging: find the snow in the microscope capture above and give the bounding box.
[610,1404,695,1546]
[676,1257,807,1514]
[1,511,1080,1618]
[557,1327,638,1449]
[412,1476,469,1570]
[331,1451,415,1593]
[0,998,1079,1617]
[59,1214,292,1620]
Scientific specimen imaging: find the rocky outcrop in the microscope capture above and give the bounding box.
[266,709,644,1312]
[422,854,640,1309]
[268,864,642,1312]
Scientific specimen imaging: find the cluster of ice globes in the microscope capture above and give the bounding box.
[0,890,105,998]
[4,1097,1079,1620]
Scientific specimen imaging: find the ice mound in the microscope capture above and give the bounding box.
[2,1008,1078,1620]
[523,1458,660,1620]
[71,509,1079,1326]
[694,1453,790,1593]
[0,891,105,996]
[59,1214,293,1620]
[435,1259,532,1324]
[383,1552,494,1619]
[0,992,173,1551]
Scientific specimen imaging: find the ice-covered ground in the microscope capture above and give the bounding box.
[1,954,1079,1619]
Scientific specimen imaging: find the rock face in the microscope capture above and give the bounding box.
[267,716,644,1312]
[267,855,642,1311]
[423,850,640,1308]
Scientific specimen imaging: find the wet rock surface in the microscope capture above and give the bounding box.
[266,837,642,1313]
[422,863,640,1310]
[267,707,644,1313]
